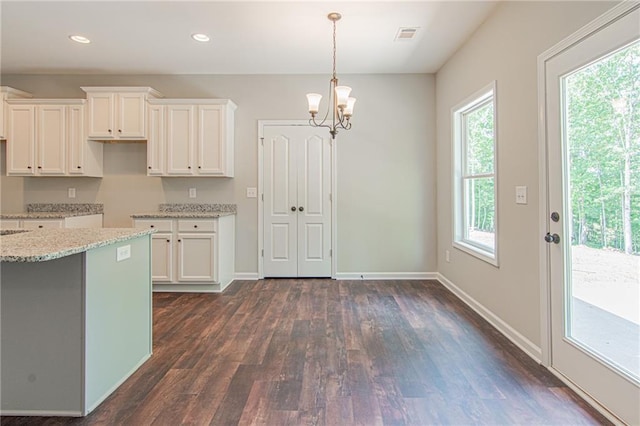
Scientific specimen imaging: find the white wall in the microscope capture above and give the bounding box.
[435,1,616,350]
[0,74,436,276]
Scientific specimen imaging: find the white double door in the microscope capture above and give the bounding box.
[542,3,639,424]
[262,124,332,277]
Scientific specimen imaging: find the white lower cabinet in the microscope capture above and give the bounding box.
[133,216,235,291]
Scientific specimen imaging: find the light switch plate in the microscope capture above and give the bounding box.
[116,245,131,262]
[68,188,76,199]
[189,188,197,198]
[515,186,527,204]
[246,187,257,198]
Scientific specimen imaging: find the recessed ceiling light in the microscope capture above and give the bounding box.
[69,35,91,44]
[191,33,210,42]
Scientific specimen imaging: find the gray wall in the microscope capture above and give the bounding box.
[0,74,436,275]
[435,1,616,349]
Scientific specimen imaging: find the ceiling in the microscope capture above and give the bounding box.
[1,1,499,75]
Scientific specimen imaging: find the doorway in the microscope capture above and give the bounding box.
[258,121,335,278]
[539,3,639,424]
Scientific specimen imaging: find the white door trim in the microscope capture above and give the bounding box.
[537,1,639,422]
[257,120,337,279]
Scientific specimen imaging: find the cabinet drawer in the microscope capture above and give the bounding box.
[22,220,64,229]
[134,219,173,232]
[177,219,217,232]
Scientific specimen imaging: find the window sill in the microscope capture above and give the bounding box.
[453,240,499,267]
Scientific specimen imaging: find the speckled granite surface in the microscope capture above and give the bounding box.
[1,203,104,219]
[159,203,236,213]
[131,203,236,219]
[0,228,155,262]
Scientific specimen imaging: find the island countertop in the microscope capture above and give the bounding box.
[0,228,155,263]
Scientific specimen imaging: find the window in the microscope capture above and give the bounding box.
[453,82,498,265]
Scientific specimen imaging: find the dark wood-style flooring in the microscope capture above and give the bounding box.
[2,279,610,425]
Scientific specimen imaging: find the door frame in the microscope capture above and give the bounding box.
[257,120,337,279]
[536,1,639,422]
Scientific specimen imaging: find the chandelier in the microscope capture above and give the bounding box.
[306,12,356,139]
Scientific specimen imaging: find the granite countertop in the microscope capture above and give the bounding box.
[1,203,104,220]
[0,228,155,263]
[131,203,236,219]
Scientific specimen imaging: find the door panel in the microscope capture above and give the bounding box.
[263,125,332,277]
[38,105,66,174]
[166,105,194,175]
[544,6,639,424]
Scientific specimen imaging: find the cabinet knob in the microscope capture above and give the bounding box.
[108,129,112,133]
[198,166,201,169]
[37,166,42,169]
[148,166,152,169]
[178,239,182,242]
[188,166,191,169]
[166,239,170,243]
[298,206,304,212]
[194,225,198,228]
[77,166,82,169]
[150,225,155,228]
[38,225,43,228]
[118,129,122,133]
[27,166,32,169]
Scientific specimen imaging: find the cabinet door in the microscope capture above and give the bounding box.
[117,93,146,138]
[146,104,165,175]
[151,233,173,282]
[0,94,5,139]
[197,105,226,175]
[37,105,66,175]
[67,105,86,175]
[177,233,217,282]
[6,105,36,175]
[86,92,115,138]
[166,105,195,175]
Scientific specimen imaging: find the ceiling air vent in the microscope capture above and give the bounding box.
[395,27,419,41]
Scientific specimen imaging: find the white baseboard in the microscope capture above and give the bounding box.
[334,272,437,280]
[234,272,259,280]
[0,410,82,417]
[436,273,542,363]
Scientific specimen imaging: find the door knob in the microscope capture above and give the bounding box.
[298,206,304,212]
[291,206,297,212]
[544,233,560,244]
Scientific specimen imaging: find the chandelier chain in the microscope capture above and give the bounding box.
[332,19,337,80]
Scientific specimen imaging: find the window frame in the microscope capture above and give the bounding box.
[452,81,499,266]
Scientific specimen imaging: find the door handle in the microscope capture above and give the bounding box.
[544,233,560,244]
[298,206,304,212]
[291,206,297,212]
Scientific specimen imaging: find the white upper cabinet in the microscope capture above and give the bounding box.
[5,99,103,177]
[81,87,162,140]
[146,99,236,177]
[0,86,32,140]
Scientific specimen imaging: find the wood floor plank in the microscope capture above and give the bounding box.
[1,279,611,426]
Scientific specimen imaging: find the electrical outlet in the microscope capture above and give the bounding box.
[246,187,257,198]
[189,188,197,198]
[116,245,131,262]
[68,188,76,199]
[515,186,527,204]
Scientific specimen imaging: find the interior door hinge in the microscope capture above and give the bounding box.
[329,193,332,202]
[260,137,264,146]
[261,249,264,257]
[329,249,332,257]
[261,193,264,201]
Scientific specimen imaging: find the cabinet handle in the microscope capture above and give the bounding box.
[38,225,43,228]
[77,166,82,169]
[27,166,32,169]
[37,166,42,169]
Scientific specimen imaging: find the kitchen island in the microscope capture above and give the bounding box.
[0,228,154,416]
